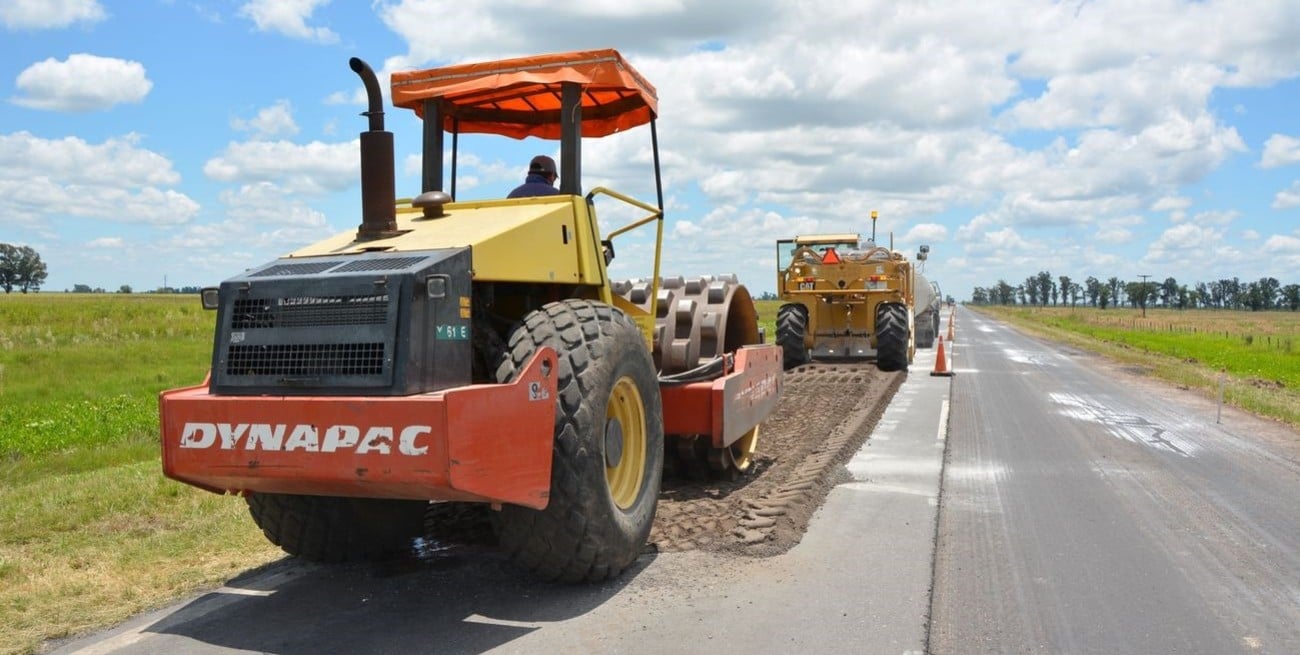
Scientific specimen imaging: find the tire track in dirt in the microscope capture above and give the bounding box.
[651,364,904,556]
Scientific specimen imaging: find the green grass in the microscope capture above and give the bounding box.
[974,306,1300,428]
[756,299,780,343]
[0,294,279,655]
[1,294,212,461]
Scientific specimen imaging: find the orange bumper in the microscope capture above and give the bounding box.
[159,348,557,510]
[660,344,782,447]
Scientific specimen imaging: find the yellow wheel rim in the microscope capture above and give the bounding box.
[729,426,759,473]
[605,376,647,510]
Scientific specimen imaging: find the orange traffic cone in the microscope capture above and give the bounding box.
[931,335,954,377]
[947,314,955,342]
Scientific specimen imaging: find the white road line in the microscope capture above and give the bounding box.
[214,586,275,597]
[464,614,543,629]
[937,399,950,443]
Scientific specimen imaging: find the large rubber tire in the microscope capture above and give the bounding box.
[245,493,428,562]
[875,304,910,372]
[776,303,810,370]
[493,299,664,583]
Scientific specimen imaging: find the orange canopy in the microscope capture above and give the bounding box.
[390,49,658,140]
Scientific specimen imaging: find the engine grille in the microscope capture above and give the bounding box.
[225,342,385,377]
[210,248,472,395]
[230,294,389,329]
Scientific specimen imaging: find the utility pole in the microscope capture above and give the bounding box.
[1138,274,1151,317]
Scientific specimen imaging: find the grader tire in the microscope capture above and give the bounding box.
[876,304,910,372]
[493,299,664,583]
[916,313,935,349]
[245,493,427,562]
[776,303,810,370]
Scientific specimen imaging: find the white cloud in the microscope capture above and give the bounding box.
[1273,180,1300,209]
[11,54,151,112]
[1189,209,1239,226]
[1260,134,1300,168]
[1262,234,1300,254]
[1242,229,1260,240]
[232,100,299,139]
[902,223,949,244]
[204,139,359,195]
[86,237,123,248]
[1,0,104,30]
[239,0,337,43]
[0,131,197,226]
[219,182,327,227]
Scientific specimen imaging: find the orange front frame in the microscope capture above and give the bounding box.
[660,344,782,447]
[160,348,558,510]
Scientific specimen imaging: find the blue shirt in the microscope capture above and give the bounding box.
[507,174,562,198]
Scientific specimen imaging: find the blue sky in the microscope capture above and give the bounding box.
[2,0,1299,299]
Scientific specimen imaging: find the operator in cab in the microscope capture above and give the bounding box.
[507,155,562,198]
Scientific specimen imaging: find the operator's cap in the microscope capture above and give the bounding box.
[528,155,557,175]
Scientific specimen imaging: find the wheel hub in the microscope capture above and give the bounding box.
[604,418,624,468]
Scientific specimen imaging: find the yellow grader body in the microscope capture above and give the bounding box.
[775,233,916,371]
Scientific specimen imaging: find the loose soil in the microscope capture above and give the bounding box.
[423,363,903,559]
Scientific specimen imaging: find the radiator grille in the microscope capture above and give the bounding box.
[225,343,386,377]
[250,262,338,277]
[333,257,426,273]
[230,294,389,329]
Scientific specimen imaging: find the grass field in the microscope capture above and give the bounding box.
[0,294,281,655]
[971,305,1300,428]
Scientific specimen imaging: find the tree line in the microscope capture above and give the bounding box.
[969,272,1300,311]
[1,244,208,295]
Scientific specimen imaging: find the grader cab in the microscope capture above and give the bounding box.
[775,213,917,372]
[159,50,780,583]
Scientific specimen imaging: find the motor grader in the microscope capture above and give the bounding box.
[774,212,917,371]
[159,50,781,583]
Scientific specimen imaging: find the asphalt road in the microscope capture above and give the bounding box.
[930,307,1300,655]
[49,350,953,655]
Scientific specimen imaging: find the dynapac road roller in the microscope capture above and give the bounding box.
[159,50,781,582]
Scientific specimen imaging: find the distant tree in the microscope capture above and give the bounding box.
[1160,277,1178,307]
[1194,282,1209,308]
[0,243,48,293]
[1069,282,1082,307]
[1282,284,1300,311]
[1257,277,1280,310]
[0,243,17,293]
[1099,285,1112,310]
[1058,275,1072,307]
[72,284,93,293]
[995,279,1017,305]
[118,285,133,294]
[1107,277,1123,307]
[971,287,989,304]
[1035,271,1054,307]
[1084,276,1101,307]
[1022,277,1038,306]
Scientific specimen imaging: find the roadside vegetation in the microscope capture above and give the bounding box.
[0,294,281,655]
[971,305,1300,429]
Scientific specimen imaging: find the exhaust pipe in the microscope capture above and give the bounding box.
[349,57,399,241]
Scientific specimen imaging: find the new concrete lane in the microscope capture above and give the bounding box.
[930,307,1300,655]
[51,349,954,655]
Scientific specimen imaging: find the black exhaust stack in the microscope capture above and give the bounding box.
[349,57,400,241]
